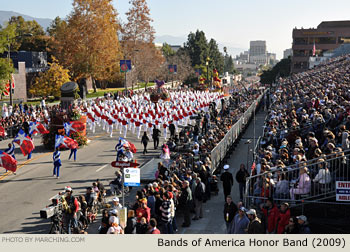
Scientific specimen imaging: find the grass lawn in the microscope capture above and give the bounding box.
[86,83,155,99]
[0,83,157,108]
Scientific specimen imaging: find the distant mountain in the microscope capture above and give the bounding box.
[155,34,246,57]
[0,10,52,31]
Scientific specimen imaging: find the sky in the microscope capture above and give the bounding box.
[2,0,350,59]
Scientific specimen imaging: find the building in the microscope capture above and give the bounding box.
[236,51,249,63]
[291,20,350,73]
[283,48,293,59]
[249,40,266,56]
[267,53,277,65]
[249,40,267,65]
[170,45,181,52]
[249,54,268,65]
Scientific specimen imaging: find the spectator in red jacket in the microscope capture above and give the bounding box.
[136,198,151,223]
[262,197,279,234]
[276,202,291,234]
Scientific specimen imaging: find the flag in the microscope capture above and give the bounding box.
[55,135,78,149]
[168,65,177,74]
[312,42,316,56]
[64,121,86,136]
[120,60,132,72]
[116,137,137,153]
[0,151,17,172]
[29,121,49,135]
[13,129,35,156]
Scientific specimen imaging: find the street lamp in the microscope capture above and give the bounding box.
[206,57,210,88]
[7,33,32,106]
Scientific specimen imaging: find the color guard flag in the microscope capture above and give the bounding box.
[55,134,78,149]
[0,151,17,173]
[64,121,86,136]
[13,129,35,156]
[29,121,49,135]
[116,137,137,153]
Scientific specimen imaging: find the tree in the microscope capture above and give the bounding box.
[208,38,224,73]
[137,43,164,90]
[260,58,291,84]
[122,0,156,89]
[162,43,175,59]
[225,55,236,74]
[184,30,208,67]
[122,0,155,44]
[0,23,16,93]
[53,0,123,92]
[47,17,67,37]
[29,57,70,98]
[8,16,48,52]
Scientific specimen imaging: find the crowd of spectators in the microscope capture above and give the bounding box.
[245,54,350,234]
[93,86,265,234]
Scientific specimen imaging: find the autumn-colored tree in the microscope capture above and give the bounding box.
[53,0,122,91]
[137,43,164,89]
[29,57,70,98]
[122,0,157,89]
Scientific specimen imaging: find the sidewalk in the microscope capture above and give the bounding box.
[175,109,267,234]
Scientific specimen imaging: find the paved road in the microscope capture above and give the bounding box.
[0,123,163,234]
[0,102,264,234]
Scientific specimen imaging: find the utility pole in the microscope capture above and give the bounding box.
[7,35,13,107]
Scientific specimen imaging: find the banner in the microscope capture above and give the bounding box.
[168,64,177,74]
[120,60,132,73]
[336,181,350,201]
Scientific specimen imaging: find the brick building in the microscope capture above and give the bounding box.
[292,20,350,73]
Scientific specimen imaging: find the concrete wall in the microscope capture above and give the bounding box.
[13,62,27,102]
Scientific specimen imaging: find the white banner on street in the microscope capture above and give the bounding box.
[335,181,350,201]
[124,168,140,187]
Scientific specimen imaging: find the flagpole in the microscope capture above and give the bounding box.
[124,55,127,95]
[122,168,125,207]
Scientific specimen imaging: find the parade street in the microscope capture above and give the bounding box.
[0,125,161,234]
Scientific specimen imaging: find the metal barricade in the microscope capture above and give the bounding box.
[244,150,350,209]
[209,90,266,174]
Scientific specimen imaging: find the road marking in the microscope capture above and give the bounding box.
[0,131,111,181]
[0,152,51,181]
[96,164,108,172]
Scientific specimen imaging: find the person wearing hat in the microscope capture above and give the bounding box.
[231,206,249,234]
[109,171,122,196]
[220,164,234,201]
[223,195,238,234]
[297,215,311,234]
[107,216,123,234]
[276,202,291,234]
[246,209,265,234]
[112,197,123,213]
[62,186,79,234]
[136,198,151,223]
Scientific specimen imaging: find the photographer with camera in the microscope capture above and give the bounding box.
[62,186,79,234]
